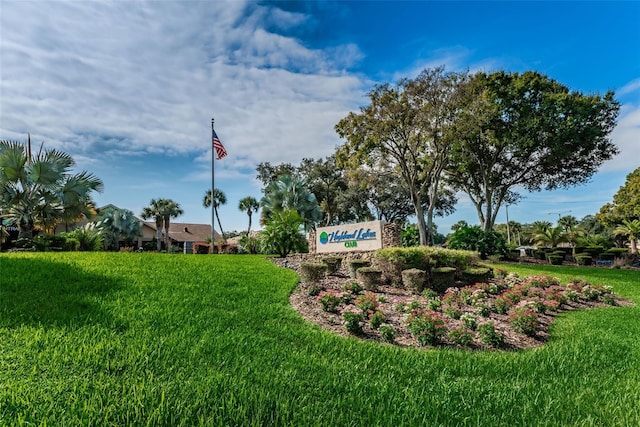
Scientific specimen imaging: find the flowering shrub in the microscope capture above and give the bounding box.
[342,280,363,295]
[406,308,446,346]
[343,309,364,334]
[318,290,342,313]
[369,310,386,329]
[460,313,477,330]
[493,296,513,314]
[477,322,504,348]
[379,323,397,343]
[448,327,473,346]
[444,304,462,319]
[426,296,442,310]
[508,307,539,336]
[355,292,379,317]
[308,284,322,296]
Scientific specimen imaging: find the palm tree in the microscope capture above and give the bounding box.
[260,175,321,231]
[141,199,166,251]
[238,196,259,236]
[0,137,103,240]
[161,200,183,251]
[203,188,227,243]
[533,226,567,248]
[613,219,640,254]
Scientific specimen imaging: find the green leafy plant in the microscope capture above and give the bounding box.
[477,322,504,348]
[379,323,397,343]
[343,309,365,334]
[406,308,445,346]
[318,290,341,313]
[448,327,473,347]
[369,310,386,329]
[508,307,539,336]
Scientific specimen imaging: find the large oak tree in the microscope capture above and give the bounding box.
[335,67,464,245]
[447,71,620,230]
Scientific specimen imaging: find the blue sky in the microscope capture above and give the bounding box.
[1,0,638,235]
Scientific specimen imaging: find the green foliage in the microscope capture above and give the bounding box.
[575,255,593,266]
[508,307,539,337]
[447,225,507,259]
[459,267,493,286]
[447,71,619,230]
[64,224,104,251]
[0,139,103,239]
[335,67,467,245]
[477,322,504,348]
[402,224,420,247]
[405,308,446,346]
[375,246,477,286]
[597,166,640,226]
[97,206,142,251]
[317,290,341,312]
[379,323,397,343]
[343,310,365,334]
[369,311,386,330]
[260,175,321,232]
[259,209,307,258]
[448,326,473,346]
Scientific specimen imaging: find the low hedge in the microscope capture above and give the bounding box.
[348,259,371,279]
[299,262,327,284]
[459,267,493,286]
[607,248,629,257]
[430,267,457,293]
[547,255,563,265]
[375,247,477,287]
[322,256,343,275]
[575,255,593,266]
[402,268,426,293]
[356,267,383,291]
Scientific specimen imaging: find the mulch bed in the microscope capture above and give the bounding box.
[272,256,634,351]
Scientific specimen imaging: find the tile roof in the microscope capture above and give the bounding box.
[143,222,221,242]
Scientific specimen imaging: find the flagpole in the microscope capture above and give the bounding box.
[211,117,216,248]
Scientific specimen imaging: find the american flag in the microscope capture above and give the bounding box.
[213,130,228,160]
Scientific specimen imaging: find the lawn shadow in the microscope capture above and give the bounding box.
[0,256,125,330]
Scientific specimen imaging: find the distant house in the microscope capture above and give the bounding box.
[141,222,222,253]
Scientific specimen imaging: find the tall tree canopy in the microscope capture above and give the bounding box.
[447,71,620,230]
[0,138,103,239]
[597,166,640,226]
[335,67,463,245]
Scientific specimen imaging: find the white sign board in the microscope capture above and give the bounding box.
[315,220,383,253]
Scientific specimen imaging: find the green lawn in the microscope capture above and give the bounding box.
[1,253,639,426]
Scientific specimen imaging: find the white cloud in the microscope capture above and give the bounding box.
[0,0,366,167]
[603,101,640,172]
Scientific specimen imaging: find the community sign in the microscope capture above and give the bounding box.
[315,220,383,253]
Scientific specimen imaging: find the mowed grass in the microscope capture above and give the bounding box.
[1,253,639,426]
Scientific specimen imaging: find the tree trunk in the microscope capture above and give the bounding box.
[164,217,171,252]
[215,207,226,243]
[631,237,638,255]
[156,219,162,251]
[247,212,252,236]
[413,194,428,246]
